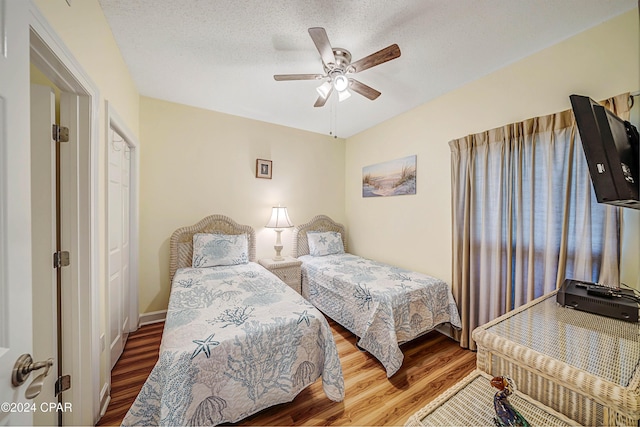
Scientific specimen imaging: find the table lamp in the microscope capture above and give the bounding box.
[265,206,293,261]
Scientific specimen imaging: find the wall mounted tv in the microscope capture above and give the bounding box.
[570,94,639,210]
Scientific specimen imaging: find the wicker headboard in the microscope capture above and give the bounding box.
[291,214,347,258]
[169,214,256,282]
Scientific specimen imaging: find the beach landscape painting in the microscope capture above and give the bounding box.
[362,155,417,197]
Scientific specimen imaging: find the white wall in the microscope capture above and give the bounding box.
[345,10,639,288]
[139,97,345,313]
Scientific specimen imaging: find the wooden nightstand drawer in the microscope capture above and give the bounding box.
[258,257,302,294]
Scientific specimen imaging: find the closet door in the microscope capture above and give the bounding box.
[108,130,131,369]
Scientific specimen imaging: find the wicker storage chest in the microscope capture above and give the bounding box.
[472,291,640,426]
[405,370,580,426]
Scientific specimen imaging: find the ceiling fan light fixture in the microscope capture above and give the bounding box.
[316,81,332,98]
[333,74,349,92]
[338,89,351,102]
[273,27,401,108]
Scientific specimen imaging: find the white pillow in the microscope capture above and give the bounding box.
[192,233,249,267]
[307,231,344,257]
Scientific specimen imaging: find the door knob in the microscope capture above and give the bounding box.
[12,353,53,387]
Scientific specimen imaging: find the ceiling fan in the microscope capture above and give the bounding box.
[274,27,401,107]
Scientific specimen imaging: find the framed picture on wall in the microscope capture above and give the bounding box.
[256,159,272,179]
[362,155,416,197]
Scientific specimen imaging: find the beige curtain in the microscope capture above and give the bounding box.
[450,94,629,350]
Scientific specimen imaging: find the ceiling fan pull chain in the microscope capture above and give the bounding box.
[334,99,338,139]
[329,100,334,137]
[330,98,337,138]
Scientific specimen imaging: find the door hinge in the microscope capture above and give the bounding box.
[52,124,70,143]
[53,251,70,268]
[55,375,71,396]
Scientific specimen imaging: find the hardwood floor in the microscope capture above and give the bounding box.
[97,319,475,426]
[97,322,164,426]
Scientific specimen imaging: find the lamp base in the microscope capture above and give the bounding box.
[273,244,284,261]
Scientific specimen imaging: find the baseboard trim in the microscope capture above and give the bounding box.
[435,323,455,340]
[138,310,167,326]
[99,382,110,418]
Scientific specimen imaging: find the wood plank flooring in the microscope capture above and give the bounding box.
[97,322,164,426]
[97,319,475,426]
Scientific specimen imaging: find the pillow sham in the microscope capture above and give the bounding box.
[307,231,344,257]
[192,233,249,267]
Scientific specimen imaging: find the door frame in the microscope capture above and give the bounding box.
[105,101,140,369]
[29,3,101,424]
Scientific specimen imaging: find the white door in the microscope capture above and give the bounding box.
[30,84,58,427]
[108,129,131,368]
[0,1,35,426]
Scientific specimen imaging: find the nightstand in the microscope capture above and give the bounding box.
[258,256,302,294]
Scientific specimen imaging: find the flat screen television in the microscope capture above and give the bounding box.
[570,94,639,210]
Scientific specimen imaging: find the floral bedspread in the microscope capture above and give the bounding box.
[300,253,461,377]
[122,262,344,426]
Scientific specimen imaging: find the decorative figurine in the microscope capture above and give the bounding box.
[490,376,530,427]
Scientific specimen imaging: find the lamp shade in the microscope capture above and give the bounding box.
[316,81,332,99]
[265,206,293,229]
[338,89,351,102]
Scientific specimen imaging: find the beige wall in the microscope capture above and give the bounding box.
[34,0,139,133]
[345,10,639,289]
[34,0,140,412]
[139,97,345,313]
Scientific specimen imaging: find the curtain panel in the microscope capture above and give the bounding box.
[450,94,629,350]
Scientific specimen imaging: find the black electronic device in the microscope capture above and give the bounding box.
[570,94,639,210]
[557,278,639,322]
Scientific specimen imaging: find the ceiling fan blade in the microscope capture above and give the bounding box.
[274,74,324,81]
[350,44,401,73]
[314,86,334,107]
[308,27,336,67]
[349,79,381,100]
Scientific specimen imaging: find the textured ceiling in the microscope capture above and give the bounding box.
[98,0,636,138]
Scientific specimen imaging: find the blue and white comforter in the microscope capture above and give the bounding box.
[122,262,344,426]
[300,253,461,377]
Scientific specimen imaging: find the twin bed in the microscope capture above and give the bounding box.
[122,215,344,426]
[292,215,462,377]
[123,213,461,426]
